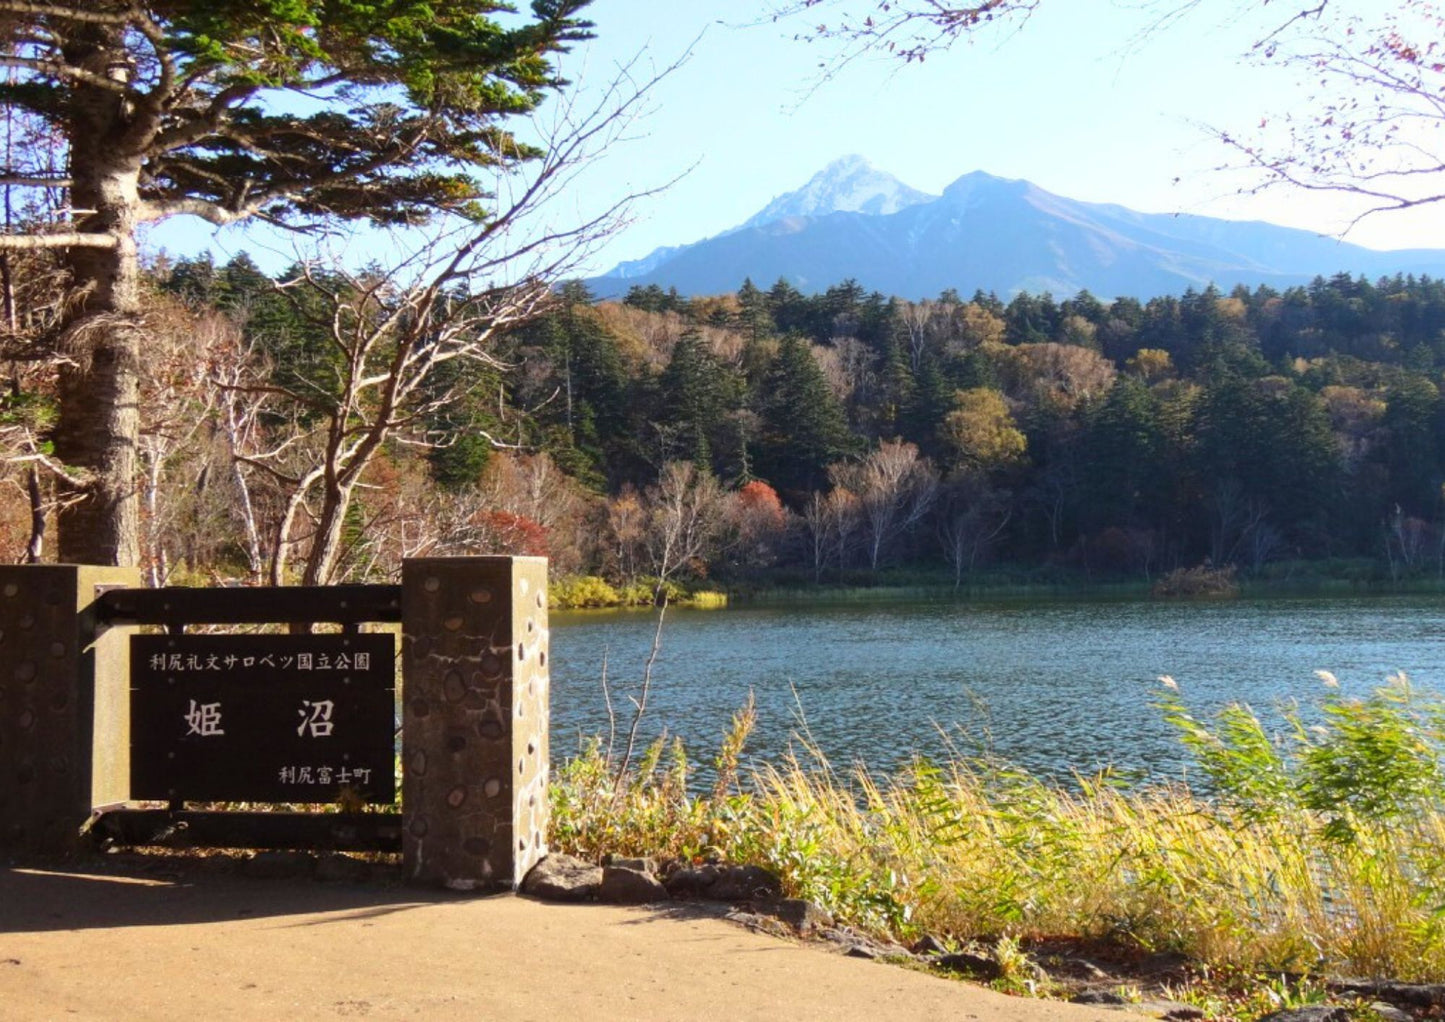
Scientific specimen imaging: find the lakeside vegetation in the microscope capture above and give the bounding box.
[550,674,1445,1004]
[550,559,1445,610]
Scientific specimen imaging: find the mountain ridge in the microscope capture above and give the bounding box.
[591,160,1445,300]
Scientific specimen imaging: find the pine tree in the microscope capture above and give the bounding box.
[0,0,593,563]
[755,334,855,496]
[657,332,735,473]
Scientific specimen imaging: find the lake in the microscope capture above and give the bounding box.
[549,594,1445,784]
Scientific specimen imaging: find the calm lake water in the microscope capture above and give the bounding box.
[549,594,1445,784]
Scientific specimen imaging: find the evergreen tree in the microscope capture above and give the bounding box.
[1,0,594,564]
[1082,377,1166,532]
[755,335,855,496]
[657,332,739,473]
[736,278,775,342]
[1381,376,1444,516]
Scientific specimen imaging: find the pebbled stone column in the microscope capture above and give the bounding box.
[0,564,138,859]
[401,556,549,890]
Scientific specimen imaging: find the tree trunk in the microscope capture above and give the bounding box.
[52,194,142,566]
[301,481,354,586]
[52,40,146,567]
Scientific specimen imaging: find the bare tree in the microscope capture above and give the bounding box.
[605,486,647,582]
[826,484,864,571]
[899,299,939,372]
[238,251,547,586]
[772,0,1041,66]
[225,64,674,586]
[135,308,241,585]
[831,439,939,571]
[936,478,1012,586]
[802,489,833,582]
[1206,478,1271,566]
[772,2,1324,66]
[641,461,732,586]
[1388,504,1431,578]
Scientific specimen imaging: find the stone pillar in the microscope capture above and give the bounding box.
[401,556,549,890]
[0,564,138,859]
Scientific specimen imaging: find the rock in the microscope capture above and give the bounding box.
[597,865,668,904]
[934,952,1002,981]
[910,934,949,957]
[1369,1003,1412,1022]
[819,927,909,961]
[1137,951,1191,978]
[313,853,368,883]
[604,855,656,874]
[665,863,782,902]
[1257,1009,1350,1022]
[1135,1001,1204,1020]
[1331,979,1445,1008]
[751,898,833,934]
[242,851,313,879]
[520,853,601,902]
[725,909,794,939]
[1072,991,1130,1005]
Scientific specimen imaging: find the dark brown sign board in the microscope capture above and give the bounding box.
[131,633,396,804]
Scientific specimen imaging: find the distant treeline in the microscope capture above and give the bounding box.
[108,258,1445,585]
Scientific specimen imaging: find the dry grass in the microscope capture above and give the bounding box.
[550,678,1445,982]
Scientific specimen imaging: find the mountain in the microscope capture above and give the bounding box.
[740,154,935,228]
[590,162,1445,300]
[597,243,684,281]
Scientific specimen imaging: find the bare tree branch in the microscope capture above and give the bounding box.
[0,231,117,249]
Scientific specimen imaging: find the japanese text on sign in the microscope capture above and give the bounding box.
[131,632,395,804]
[148,651,371,673]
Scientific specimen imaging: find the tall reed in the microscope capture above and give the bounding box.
[550,674,1445,981]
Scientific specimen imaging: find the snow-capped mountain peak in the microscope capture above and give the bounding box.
[740,155,935,229]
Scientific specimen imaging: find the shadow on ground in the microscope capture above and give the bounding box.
[0,855,750,937]
[2,855,454,934]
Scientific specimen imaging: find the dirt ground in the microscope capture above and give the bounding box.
[0,860,1150,1022]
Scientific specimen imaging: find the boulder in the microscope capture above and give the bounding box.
[665,863,782,902]
[520,853,601,902]
[934,952,1002,981]
[1072,991,1130,1006]
[909,934,949,957]
[1331,979,1445,1008]
[604,855,657,874]
[1135,1001,1204,1020]
[751,897,833,934]
[597,864,668,904]
[1257,1009,1350,1022]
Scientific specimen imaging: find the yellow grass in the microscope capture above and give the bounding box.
[550,744,1445,981]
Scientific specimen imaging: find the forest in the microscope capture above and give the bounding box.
[5,253,1444,592]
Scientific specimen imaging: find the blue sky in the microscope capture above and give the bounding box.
[146,0,1445,279]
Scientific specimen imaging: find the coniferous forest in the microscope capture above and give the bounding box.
[10,254,1445,591]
